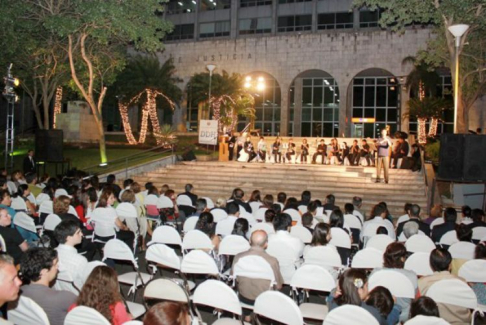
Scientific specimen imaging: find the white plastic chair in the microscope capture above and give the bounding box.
[202,197,215,209]
[304,246,342,268]
[439,230,459,246]
[458,259,486,283]
[425,279,478,310]
[429,218,444,230]
[148,225,182,248]
[54,188,69,198]
[290,225,312,244]
[365,234,394,252]
[116,203,140,252]
[405,234,436,253]
[324,304,379,325]
[102,239,151,300]
[6,181,17,195]
[404,315,450,325]
[176,195,194,207]
[181,250,220,277]
[80,261,106,285]
[183,216,199,233]
[143,277,191,304]
[64,306,110,325]
[218,235,250,256]
[472,227,486,241]
[0,234,6,252]
[448,241,476,260]
[68,205,79,217]
[156,195,174,209]
[404,252,434,276]
[368,269,415,298]
[122,321,144,325]
[330,227,352,249]
[193,280,243,322]
[7,296,50,325]
[182,230,214,253]
[254,291,303,325]
[250,222,275,236]
[267,236,303,284]
[211,208,228,223]
[90,207,117,243]
[39,200,54,217]
[298,205,308,214]
[35,193,51,205]
[215,217,237,237]
[254,208,268,222]
[43,214,62,231]
[351,247,384,269]
[11,197,28,211]
[284,209,301,224]
[396,214,410,225]
[13,211,39,241]
[249,201,262,214]
[343,214,362,231]
[290,265,336,321]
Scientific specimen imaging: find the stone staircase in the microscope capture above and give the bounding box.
[135,161,428,219]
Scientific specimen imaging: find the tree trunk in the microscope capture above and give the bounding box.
[428,117,438,137]
[95,118,108,164]
[418,118,427,144]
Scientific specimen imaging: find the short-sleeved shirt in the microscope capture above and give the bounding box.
[0,226,25,264]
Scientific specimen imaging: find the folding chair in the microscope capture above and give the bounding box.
[250,201,262,214]
[116,203,140,253]
[404,252,433,276]
[144,194,160,225]
[202,197,215,209]
[368,269,415,299]
[39,200,54,224]
[181,250,220,283]
[102,239,152,302]
[7,296,50,325]
[182,230,214,253]
[218,235,250,257]
[54,188,69,198]
[425,279,478,315]
[183,216,199,233]
[90,208,117,253]
[13,211,42,246]
[343,214,362,231]
[11,197,28,212]
[68,205,79,217]
[148,225,183,249]
[404,315,450,325]
[64,306,110,325]
[297,205,307,214]
[143,277,191,306]
[177,195,196,218]
[216,217,238,237]
[429,218,444,230]
[254,208,268,222]
[36,193,51,206]
[351,247,383,269]
[193,280,244,323]
[284,209,301,224]
[365,234,394,252]
[330,227,352,249]
[458,259,486,283]
[396,214,410,225]
[254,291,303,325]
[439,230,459,247]
[448,241,476,260]
[6,181,17,195]
[211,208,228,223]
[267,236,303,284]
[472,227,486,242]
[290,265,336,321]
[290,225,312,244]
[304,246,342,268]
[239,210,257,226]
[250,222,275,236]
[80,261,107,285]
[323,304,379,325]
[0,234,6,252]
[405,234,436,253]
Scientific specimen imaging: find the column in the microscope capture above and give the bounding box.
[338,88,349,137]
[279,83,289,135]
[272,0,278,35]
[311,0,318,32]
[293,78,303,136]
[230,0,238,39]
[400,83,410,133]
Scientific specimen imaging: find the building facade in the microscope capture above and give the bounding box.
[157,0,458,137]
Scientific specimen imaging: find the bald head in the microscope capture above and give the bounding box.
[250,230,268,248]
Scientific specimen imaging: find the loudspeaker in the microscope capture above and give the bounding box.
[463,135,486,181]
[35,130,64,162]
[437,134,465,181]
[182,150,196,161]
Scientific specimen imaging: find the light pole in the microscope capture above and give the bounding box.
[448,24,469,134]
[207,64,216,115]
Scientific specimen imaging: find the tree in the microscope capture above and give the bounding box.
[402,56,441,99]
[112,56,183,144]
[353,0,486,133]
[186,71,255,132]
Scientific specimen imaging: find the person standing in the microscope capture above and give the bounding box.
[22,149,36,175]
[375,129,392,184]
[228,131,236,161]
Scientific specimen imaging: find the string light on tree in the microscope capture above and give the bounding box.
[53,87,63,129]
[418,118,427,144]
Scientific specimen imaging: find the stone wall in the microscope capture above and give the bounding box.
[56,101,99,142]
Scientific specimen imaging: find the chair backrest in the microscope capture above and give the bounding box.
[404,315,450,325]
[10,197,27,211]
[102,239,137,266]
[54,188,69,198]
[323,305,380,325]
[144,194,159,206]
[405,234,436,253]
[13,211,37,233]
[290,225,312,244]
[183,216,199,233]
[91,207,117,238]
[425,279,477,309]
[458,259,486,283]
[39,200,54,215]
[182,230,214,251]
[202,197,214,209]
[0,234,6,252]
[36,193,51,205]
[439,230,459,246]
[211,208,228,223]
[297,205,307,214]
[398,230,426,242]
[43,214,62,231]
[193,280,242,316]
[430,217,445,230]
[156,196,174,209]
[250,201,262,214]
[81,261,106,285]
[68,205,79,217]
[254,291,303,325]
[283,209,301,223]
[149,225,182,247]
[290,265,336,292]
[250,222,275,236]
[254,207,268,222]
[6,181,17,195]
[404,252,434,276]
[448,241,476,260]
[177,195,193,207]
[146,243,181,270]
[304,246,342,268]
[368,269,415,298]
[233,255,276,283]
[365,234,394,252]
[115,202,138,219]
[181,250,219,276]
[64,306,111,325]
[343,214,362,230]
[7,296,50,325]
[218,235,250,256]
[351,247,384,269]
[144,278,190,303]
[472,226,486,241]
[330,227,352,249]
[397,214,410,225]
[215,217,237,237]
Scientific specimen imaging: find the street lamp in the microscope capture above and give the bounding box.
[448,24,469,134]
[207,64,216,107]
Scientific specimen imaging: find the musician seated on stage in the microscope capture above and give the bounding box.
[312,139,327,164]
[360,139,372,166]
[284,138,296,163]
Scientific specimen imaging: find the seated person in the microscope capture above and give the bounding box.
[0,208,28,265]
[0,254,22,323]
[312,140,327,164]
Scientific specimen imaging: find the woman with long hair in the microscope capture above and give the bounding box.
[144,302,191,325]
[248,190,261,203]
[13,184,36,216]
[195,211,220,250]
[72,265,132,324]
[231,218,249,240]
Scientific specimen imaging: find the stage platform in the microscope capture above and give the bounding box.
[136,161,427,219]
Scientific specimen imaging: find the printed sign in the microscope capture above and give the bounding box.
[199,120,218,145]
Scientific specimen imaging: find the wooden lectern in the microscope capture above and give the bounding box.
[219,135,229,161]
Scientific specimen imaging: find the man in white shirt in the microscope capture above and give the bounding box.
[267,213,305,283]
[215,202,239,237]
[54,219,88,293]
[0,254,22,324]
[361,203,396,242]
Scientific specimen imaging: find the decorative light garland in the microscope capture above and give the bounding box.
[118,101,138,144]
[418,118,427,144]
[53,87,63,128]
[428,117,438,137]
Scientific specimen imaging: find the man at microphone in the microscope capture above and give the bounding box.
[375,129,392,184]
